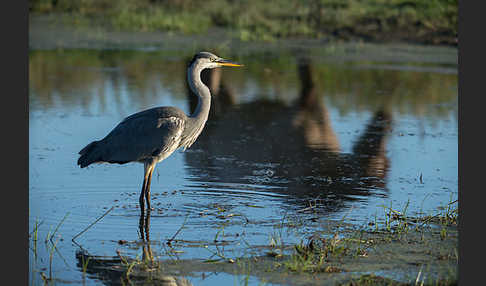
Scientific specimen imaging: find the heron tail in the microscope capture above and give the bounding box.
[77,141,102,168]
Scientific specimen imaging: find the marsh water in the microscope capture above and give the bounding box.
[29,18,457,285]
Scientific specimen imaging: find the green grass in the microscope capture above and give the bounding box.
[29,0,457,45]
[29,215,69,285]
[284,235,345,273]
[369,197,458,238]
[279,197,458,276]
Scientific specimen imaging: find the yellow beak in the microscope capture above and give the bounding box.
[217,59,244,67]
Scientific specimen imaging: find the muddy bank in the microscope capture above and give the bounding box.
[29,13,457,53]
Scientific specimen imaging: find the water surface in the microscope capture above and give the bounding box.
[29,42,457,285]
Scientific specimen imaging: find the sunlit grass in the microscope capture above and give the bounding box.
[29,0,457,44]
[29,214,70,285]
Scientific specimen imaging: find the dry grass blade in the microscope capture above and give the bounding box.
[72,206,115,243]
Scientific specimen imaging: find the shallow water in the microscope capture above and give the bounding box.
[29,38,457,285]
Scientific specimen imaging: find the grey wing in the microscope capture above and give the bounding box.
[96,113,185,164]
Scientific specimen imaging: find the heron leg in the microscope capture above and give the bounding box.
[145,166,155,210]
[139,162,153,212]
[140,162,156,211]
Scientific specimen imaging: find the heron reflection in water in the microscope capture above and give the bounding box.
[77,52,243,212]
[76,210,193,286]
[183,54,393,213]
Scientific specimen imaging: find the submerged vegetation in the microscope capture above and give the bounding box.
[29,0,457,45]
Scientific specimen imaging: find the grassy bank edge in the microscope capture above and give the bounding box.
[29,0,457,46]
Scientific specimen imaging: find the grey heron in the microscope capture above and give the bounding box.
[77,51,243,212]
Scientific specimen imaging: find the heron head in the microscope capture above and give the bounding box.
[189,51,243,70]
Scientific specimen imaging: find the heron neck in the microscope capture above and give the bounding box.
[187,64,211,125]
